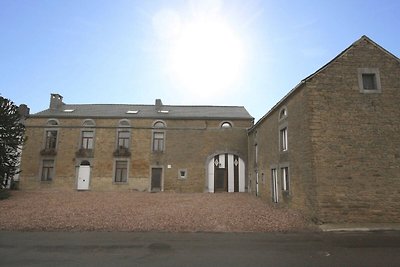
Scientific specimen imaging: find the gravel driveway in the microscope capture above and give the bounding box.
[0,191,314,232]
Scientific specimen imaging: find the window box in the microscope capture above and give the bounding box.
[40,148,57,156]
[113,146,131,157]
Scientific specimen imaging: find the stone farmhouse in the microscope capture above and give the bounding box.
[18,36,400,223]
[248,36,400,223]
[19,95,253,193]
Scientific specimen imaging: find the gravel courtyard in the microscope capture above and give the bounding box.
[0,191,314,232]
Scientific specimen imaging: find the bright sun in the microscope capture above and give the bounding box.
[169,18,244,97]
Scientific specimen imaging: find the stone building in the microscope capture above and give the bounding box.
[248,36,400,223]
[19,94,253,192]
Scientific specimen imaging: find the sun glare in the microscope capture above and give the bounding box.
[169,18,244,97]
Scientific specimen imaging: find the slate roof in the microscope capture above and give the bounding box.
[32,103,253,120]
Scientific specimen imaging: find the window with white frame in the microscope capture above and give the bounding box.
[153,132,165,152]
[152,121,166,152]
[117,130,130,148]
[280,127,288,152]
[81,131,94,149]
[45,130,57,149]
[271,168,278,203]
[221,121,232,128]
[41,159,54,181]
[281,167,289,192]
[114,160,128,182]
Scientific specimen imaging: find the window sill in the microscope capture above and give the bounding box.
[113,181,128,185]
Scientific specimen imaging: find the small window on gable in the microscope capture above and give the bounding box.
[279,108,287,120]
[358,68,382,93]
[82,119,95,127]
[47,119,59,126]
[153,121,166,128]
[221,122,232,128]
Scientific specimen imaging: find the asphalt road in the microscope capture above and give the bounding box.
[1,231,400,267]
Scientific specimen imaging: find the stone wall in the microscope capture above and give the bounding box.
[307,38,400,223]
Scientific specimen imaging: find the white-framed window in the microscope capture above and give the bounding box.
[271,168,278,203]
[220,121,233,128]
[114,160,128,183]
[279,107,287,121]
[358,68,382,93]
[152,120,166,152]
[41,159,54,181]
[153,132,165,152]
[178,169,187,179]
[117,130,130,148]
[45,130,58,149]
[280,127,288,152]
[81,131,94,149]
[281,167,289,192]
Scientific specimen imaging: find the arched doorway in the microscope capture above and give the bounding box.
[77,160,91,190]
[207,153,245,193]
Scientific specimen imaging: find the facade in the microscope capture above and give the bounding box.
[18,35,400,223]
[248,36,400,223]
[19,95,253,192]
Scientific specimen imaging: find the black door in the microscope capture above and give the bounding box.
[151,168,162,192]
[214,155,227,192]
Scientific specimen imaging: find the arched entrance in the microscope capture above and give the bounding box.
[77,160,91,190]
[207,153,245,193]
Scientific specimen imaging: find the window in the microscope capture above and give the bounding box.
[47,119,59,126]
[81,131,94,149]
[114,160,128,182]
[41,160,54,181]
[279,107,287,120]
[82,119,95,127]
[358,68,381,93]
[178,169,187,179]
[153,132,164,152]
[362,74,377,90]
[271,168,278,203]
[45,130,57,149]
[221,121,232,128]
[280,127,288,151]
[153,121,166,128]
[281,167,289,192]
[255,144,258,166]
[117,131,130,148]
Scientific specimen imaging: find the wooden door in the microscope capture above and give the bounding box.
[151,168,162,192]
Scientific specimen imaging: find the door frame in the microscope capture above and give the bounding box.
[77,160,91,190]
[150,166,164,192]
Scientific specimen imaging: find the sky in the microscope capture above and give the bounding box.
[1,0,399,121]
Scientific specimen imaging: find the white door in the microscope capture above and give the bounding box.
[77,166,90,190]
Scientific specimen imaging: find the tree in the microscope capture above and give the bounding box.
[0,96,25,188]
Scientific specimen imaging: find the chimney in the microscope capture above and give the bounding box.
[50,93,64,110]
[155,99,163,111]
[18,104,30,119]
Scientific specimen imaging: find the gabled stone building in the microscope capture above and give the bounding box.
[248,36,400,223]
[19,95,253,192]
